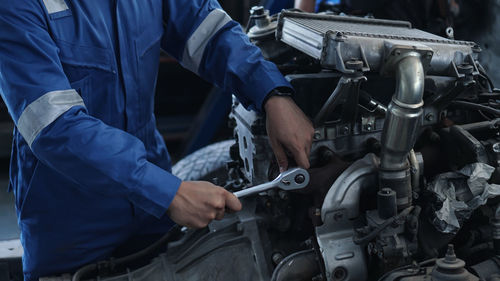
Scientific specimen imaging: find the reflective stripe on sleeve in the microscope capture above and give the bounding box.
[181,9,232,73]
[42,0,69,14]
[17,89,85,147]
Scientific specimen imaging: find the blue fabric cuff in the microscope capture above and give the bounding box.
[130,162,182,219]
[241,64,293,113]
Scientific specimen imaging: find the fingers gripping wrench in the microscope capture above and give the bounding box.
[234,168,310,198]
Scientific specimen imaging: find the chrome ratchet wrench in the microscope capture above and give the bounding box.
[234,168,310,198]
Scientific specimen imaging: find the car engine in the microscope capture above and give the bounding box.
[77,8,500,281]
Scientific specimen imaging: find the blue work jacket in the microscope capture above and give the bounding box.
[0,0,291,279]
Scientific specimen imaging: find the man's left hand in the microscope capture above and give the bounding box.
[264,96,314,172]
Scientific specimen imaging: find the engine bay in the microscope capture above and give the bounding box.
[72,9,500,281]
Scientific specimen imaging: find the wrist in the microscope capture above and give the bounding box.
[263,88,293,113]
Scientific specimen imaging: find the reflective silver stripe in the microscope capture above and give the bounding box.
[42,0,69,14]
[17,90,85,147]
[182,9,232,73]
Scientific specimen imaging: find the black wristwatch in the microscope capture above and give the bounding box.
[262,88,293,109]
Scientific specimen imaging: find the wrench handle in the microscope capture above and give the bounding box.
[233,181,275,198]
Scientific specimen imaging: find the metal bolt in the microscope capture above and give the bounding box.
[445,27,454,39]
[250,6,265,16]
[425,113,434,122]
[314,131,322,140]
[332,267,347,281]
[395,50,401,56]
[493,142,500,153]
[472,44,482,53]
[426,51,433,59]
[272,252,284,265]
[413,191,419,200]
[295,174,306,184]
[445,244,457,262]
[342,126,349,135]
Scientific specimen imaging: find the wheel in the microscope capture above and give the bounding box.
[172,140,234,182]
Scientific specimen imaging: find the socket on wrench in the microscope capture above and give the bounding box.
[233,168,310,198]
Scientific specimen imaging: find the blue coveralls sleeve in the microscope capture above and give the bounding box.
[161,0,292,112]
[0,1,180,219]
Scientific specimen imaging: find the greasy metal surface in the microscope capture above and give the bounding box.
[99,203,273,281]
[317,154,379,281]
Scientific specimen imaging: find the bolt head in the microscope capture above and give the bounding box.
[342,126,349,134]
[295,174,306,184]
[493,143,500,153]
[314,131,321,140]
[250,6,265,15]
[425,113,434,121]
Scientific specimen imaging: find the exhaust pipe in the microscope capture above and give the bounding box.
[379,53,424,210]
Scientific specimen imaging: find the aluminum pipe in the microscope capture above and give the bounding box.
[379,53,424,209]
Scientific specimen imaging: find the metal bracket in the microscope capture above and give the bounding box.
[380,42,433,76]
[314,74,367,127]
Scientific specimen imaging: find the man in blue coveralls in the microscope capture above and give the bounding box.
[0,0,314,279]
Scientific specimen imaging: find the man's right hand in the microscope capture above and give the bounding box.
[167,181,242,228]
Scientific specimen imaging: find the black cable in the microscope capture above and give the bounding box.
[450,100,500,117]
[478,68,495,91]
[353,206,414,245]
[72,225,181,281]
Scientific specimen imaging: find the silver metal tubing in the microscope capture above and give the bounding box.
[379,53,424,209]
[395,55,425,105]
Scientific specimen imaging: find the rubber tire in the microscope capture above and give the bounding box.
[172,140,234,182]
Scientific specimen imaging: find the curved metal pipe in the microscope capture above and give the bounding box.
[379,53,424,209]
[380,54,424,171]
[270,249,319,281]
[395,55,425,105]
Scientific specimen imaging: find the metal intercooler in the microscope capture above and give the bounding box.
[276,11,478,76]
